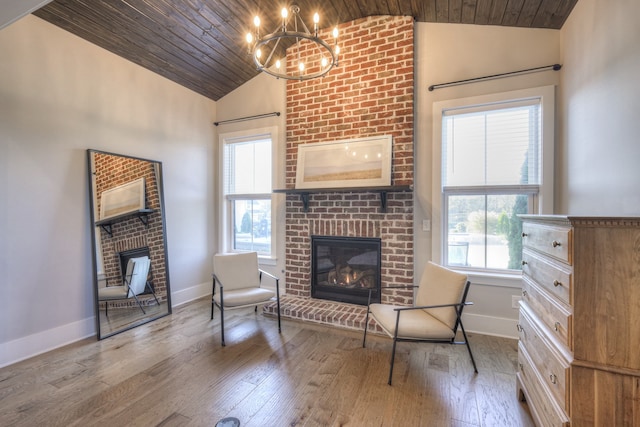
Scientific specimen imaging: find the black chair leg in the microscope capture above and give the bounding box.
[459,321,477,373]
[211,301,214,320]
[388,338,398,385]
[220,306,225,347]
[131,293,146,314]
[276,297,282,333]
[362,307,370,348]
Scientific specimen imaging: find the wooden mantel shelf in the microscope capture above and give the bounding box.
[95,208,154,237]
[273,185,413,212]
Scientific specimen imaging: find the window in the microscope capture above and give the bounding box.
[221,129,275,257]
[433,87,554,274]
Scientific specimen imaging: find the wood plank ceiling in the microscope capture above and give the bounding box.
[33,0,578,101]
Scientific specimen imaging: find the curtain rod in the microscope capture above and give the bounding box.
[428,64,562,92]
[214,112,280,126]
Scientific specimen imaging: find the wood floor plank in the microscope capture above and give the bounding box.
[0,298,534,427]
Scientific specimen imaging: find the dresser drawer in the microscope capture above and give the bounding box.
[522,222,572,264]
[521,277,572,350]
[522,248,572,306]
[518,304,571,412]
[518,343,570,427]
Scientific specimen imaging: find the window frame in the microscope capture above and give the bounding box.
[432,86,555,280]
[219,127,278,261]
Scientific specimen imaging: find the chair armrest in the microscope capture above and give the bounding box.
[212,274,226,298]
[259,269,278,282]
[394,301,473,311]
[259,269,281,296]
[212,273,224,288]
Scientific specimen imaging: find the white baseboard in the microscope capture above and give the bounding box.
[0,317,96,369]
[463,312,519,339]
[170,281,210,307]
[0,282,210,369]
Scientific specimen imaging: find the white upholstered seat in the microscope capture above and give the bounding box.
[211,252,281,346]
[363,261,477,384]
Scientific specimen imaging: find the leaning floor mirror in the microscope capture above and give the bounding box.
[87,149,172,339]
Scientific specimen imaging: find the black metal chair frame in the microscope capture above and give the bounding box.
[362,281,477,385]
[211,269,281,346]
[101,273,160,317]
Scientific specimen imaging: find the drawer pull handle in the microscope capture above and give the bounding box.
[550,373,558,384]
[516,324,523,332]
[519,363,524,371]
[522,290,528,297]
[553,280,562,287]
[554,322,560,332]
[552,240,561,248]
[521,260,528,266]
[522,232,528,237]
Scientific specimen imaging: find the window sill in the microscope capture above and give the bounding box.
[449,268,523,288]
[258,256,277,266]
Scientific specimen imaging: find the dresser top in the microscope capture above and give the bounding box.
[519,215,640,227]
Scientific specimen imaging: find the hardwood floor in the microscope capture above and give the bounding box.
[0,298,533,426]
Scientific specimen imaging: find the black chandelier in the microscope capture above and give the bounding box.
[245,5,339,80]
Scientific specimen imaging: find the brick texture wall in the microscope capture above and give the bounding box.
[95,153,168,307]
[284,16,415,306]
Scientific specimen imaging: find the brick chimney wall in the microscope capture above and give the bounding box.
[284,15,415,305]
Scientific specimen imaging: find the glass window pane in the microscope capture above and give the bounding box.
[447,194,528,270]
[232,199,271,254]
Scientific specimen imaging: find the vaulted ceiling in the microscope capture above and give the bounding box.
[33,0,578,101]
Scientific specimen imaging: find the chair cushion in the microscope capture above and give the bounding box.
[98,286,128,300]
[213,287,275,308]
[415,261,468,329]
[213,252,260,291]
[369,303,455,340]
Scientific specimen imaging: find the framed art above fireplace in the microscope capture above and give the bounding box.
[295,135,392,189]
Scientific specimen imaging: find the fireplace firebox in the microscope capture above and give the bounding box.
[311,236,381,306]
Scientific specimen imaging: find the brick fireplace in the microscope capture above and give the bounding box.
[265,15,415,332]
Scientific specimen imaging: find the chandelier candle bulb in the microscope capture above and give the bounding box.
[246,5,338,80]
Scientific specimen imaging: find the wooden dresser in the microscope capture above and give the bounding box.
[516,215,640,426]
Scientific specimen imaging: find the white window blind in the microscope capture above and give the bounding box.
[442,100,541,189]
[223,137,272,195]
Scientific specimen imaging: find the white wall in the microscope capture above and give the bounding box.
[558,0,640,215]
[0,15,216,366]
[414,23,561,337]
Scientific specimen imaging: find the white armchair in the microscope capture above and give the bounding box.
[362,261,477,384]
[211,252,281,346]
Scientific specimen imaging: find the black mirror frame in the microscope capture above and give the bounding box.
[87,149,172,339]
